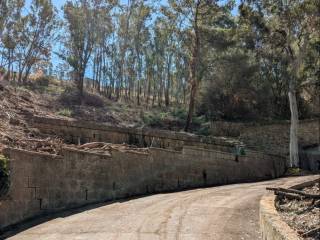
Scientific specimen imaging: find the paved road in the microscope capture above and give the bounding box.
[5,176,318,240]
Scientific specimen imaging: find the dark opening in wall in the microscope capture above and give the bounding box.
[202,170,207,185]
[0,154,9,197]
[38,198,43,210]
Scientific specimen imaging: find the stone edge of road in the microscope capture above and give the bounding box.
[259,175,320,240]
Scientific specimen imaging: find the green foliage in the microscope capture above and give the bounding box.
[35,75,51,87]
[57,108,73,117]
[196,125,210,136]
[286,168,301,176]
[142,112,164,128]
[0,67,5,75]
[1,0,318,133]
[192,115,206,126]
[141,110,185,129]
[0,154,9,196]
[171,108,187,121]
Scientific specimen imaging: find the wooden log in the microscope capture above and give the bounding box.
[78,142,105,149]
[274,191,303,200]
[301,226,320,238]
[267,187,320,199]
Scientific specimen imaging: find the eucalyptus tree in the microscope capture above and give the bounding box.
[0,0,8,38]
[116,0,135,100]
[163,0,235,131]
[92,1,114,93]
[129,0,151,105]
[61,0,95,98]
[18,0,57,83]
[240,0,319,167]
[60,0,115,99]
[0,0,27,78]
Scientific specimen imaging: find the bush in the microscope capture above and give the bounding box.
[286,167,301,176]
[171,108,187,121]
[35,75,50,87]
[142,112,164,128]
[0,154,9,197]
[59,86,104,107]
[59,86,80,105]
[0,67,5,75]
[57,108,73,117]
[83,92,104,107]
[196,125,210,136]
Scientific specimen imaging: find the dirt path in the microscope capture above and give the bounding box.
[5,176,318,240]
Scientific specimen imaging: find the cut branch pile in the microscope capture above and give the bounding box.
[76,142,149,155]
[301,227,320,238]
[268,182,320,239]
[15,137,63,155]
[267,187,320,200]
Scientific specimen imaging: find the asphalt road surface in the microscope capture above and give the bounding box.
[5,175,318,240]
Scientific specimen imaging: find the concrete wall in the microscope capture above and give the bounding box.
[31,116,240,152]
[210,119,320,157]
[0,145,286,231]
[32,116,319,159]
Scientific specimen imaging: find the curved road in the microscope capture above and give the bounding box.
[5,176,318,240]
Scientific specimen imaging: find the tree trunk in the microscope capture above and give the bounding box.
[165,55,171,107]
[185,0,200,132]
[185,81,197,132]
[77,69,85,103]
[288,82,299,168]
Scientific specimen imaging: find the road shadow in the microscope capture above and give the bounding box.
[1,174,319,239]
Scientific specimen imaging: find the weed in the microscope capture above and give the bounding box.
[57,108,73,117]
[286,167,301,176]
[142,112,163,127]
[0,154,9,196]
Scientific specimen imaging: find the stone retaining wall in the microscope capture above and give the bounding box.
[0,145,286,231]
[210,119,320,157]
[31,116,240,152]
[32,116,320,160]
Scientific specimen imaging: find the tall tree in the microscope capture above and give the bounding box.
[16,0,57,83]
[240,0,319,167]
[164,0,234,131]
[61,0,114,99]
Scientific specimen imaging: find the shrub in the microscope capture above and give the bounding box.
[171,108,187,121]
[59,86,80,106]
[83,92,104,107]
[0,67,5,75]
[196,125,210,136]
[286,167,301,176]
[142,113,164,128]
[57,108,73,117]
[59,86,104,107]
[35,75,50,87]
[0,154,9,197]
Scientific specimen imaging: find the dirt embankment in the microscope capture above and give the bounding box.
[0,84,152,155]
[0,84,61,153]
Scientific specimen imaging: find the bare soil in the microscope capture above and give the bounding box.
[277,182,320,240]
[0,84,60,153]
[0,81,185,154]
